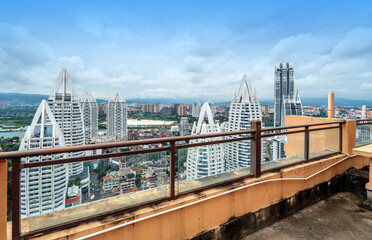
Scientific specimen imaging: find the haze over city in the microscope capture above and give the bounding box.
[1,1,372,101]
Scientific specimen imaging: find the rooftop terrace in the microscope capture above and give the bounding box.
[0,115,372,240]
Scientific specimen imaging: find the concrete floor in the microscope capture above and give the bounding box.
[243,192,372,240]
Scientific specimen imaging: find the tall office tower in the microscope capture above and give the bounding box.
[186,102,224,180]
[80,88,98,143]
[192,100,201,118]
[19,100,68,218]
[274,63,294,127]
[208,100,216,117]
[273,63,302,161]
[48,69,85,176]
[224,75,265,171]
[107,90,128,139]
[180,117,190,136]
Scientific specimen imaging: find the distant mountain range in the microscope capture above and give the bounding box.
[1,93,371,108]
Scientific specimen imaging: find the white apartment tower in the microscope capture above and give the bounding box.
[107,90,128,139]
[224,75,265,171]
[48,69,85,176]
[186,102,224,180]
[80,88,98,143]
[19,100,68,218]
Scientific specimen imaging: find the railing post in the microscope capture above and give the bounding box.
[0,149,7,240]
[339,122,343,153]
[169,141,176,199]
[250,120,261,178]
[304,126,309,162]
[12,158,21,240]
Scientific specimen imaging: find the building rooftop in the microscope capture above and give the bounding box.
[244,192,372,240]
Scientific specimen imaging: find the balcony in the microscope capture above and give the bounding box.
[0,116,371,240]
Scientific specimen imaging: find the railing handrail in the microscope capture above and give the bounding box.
[0,120,345,160]
[356,118,372,125]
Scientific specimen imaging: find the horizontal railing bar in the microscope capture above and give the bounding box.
[262,120,345,132]
[21,146,171,169]
[262,129,305,138]
[0,129,257,159]
[175,136,254,150]
[308,125,340,132]
[0,121,345,160]
[356,122,372,126]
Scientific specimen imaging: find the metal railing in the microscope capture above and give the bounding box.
[356,119,372,125]
[0,120,345,239]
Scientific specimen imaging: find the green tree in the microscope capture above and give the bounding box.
[135,173,142,188]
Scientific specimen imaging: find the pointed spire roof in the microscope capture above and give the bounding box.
[49,68,78,100]
[234,75,258,103]
[80,88,97,102]
[195,102,216,134]
[109,89,126,102]
[21,100,65,145]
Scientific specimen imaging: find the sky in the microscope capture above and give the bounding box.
[1,0,372,102]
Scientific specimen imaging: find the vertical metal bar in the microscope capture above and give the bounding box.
[12,158,21,240]
[304,126,309,162]
[250,120,261,178]
[339,122,343,153]
[169,141,176,199]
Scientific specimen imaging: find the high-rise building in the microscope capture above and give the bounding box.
[107,90,128,139]
[273,63,303,161]
[224,75,265,171]
[274,62,295,128]
[80,88,98,143]
[180,117,190,136]
[178,104,187,116]
[192,100,201,118]
[186,102,224,180]
[19,100,68,218]
[362,105,367,119]
[48,69,85,176]
[154,104,160,113]
[263,105,269,115]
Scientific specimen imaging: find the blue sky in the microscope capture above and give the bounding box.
[1,1,372,101]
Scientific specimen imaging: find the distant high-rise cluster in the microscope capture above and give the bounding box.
[142,103,160,113]
[80,88,98,143]
[186,102,224,180]
[107,90,128,139]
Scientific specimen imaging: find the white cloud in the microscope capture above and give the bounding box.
[1,22,372,102]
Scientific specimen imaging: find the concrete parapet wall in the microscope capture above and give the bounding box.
[33,154,369,240]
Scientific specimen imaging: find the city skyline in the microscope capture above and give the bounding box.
[1,1,372,101]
